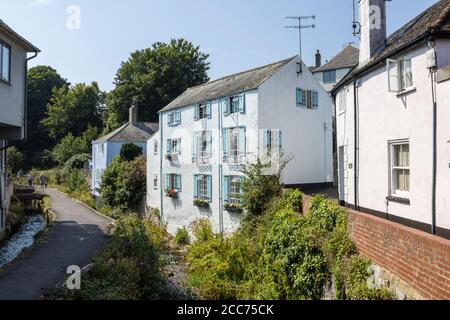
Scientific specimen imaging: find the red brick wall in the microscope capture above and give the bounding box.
[303,196,450,300]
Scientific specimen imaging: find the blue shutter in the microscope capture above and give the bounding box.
[263,129,270,153]
[207,176,212,201]
[223,176,230,203]
[239,127,246,156]
[313,91,319,108]
[296,88,303,107]
[193,175,198,199]
[177,138,181,155]
[223,99,229,116]
[223,129,229,158]
[194,104,199,120]
[192,133,198,162]
[239,94,246,114]
[206,131,212,157]
[165,174,171,190]
[166,139,172,154]
[175,175,181,192]
[176,111,181,125]
[279,131,283,151]
[167,114,172,126]
[206,102,212,119]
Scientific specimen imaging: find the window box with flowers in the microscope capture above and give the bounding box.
[193,198,210,208]
[165,188,179,198]
[224,202,243,213]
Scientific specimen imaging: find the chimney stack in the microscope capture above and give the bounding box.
[129,105,138,126]
[315,50,322,68]
[359,0,387,65]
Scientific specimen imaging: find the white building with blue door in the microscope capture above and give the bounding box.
[91,106,158,196]
[147,55,334,234]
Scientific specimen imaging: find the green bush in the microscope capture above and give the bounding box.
[175,227,190,246]
[120,143,143,161]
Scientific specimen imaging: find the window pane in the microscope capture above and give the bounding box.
[2,45,9,81]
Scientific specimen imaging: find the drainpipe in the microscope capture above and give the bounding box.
[23,51,39,142]
[218,98,224,233]
[429,41,438,235]
[353,78,359,211]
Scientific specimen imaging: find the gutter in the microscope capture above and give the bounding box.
[353,78,359,211]
[23,51,39,142]
[429,39,438,235]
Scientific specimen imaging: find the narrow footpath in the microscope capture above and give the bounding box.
[0,189,111,300]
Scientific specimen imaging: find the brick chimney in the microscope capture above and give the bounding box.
[315,50,322,68]
[129,105,138,126]
[359,0,387,65]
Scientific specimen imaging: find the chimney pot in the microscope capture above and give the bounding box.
[315,50,322,68]
[129,105,138,126]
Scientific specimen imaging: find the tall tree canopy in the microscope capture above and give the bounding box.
[42,82,105,141]
[105,39,210,129]
[13,65,68,167]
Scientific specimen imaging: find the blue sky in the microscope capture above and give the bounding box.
[1,0,438,91]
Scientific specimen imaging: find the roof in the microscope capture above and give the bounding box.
[0,19,40,52]
[93,122,159,144]
[333,0,450,94]
[313,45,359,73]
[160,56,297,113]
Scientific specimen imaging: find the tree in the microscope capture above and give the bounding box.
[120,143,143,161]
[13,66,68,168]
[105,39,210,129]
[42,82,104,141]
[7,147,25,173]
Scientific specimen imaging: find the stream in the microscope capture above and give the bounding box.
[0,215,46,269]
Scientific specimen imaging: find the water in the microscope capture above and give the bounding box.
[0,215,46,269]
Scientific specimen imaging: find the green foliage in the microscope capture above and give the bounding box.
[175,227,190,246]
[100,156,146,211]
[45,215,175,300]
[12,66,68,169]
[105,39,209,129]
[240,159,282,217]
[63,154,91,173]
[120,143,143,161]
[6,146,25,173]
[42,82,104,141]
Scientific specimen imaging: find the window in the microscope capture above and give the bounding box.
[224,94,245,116]
[194,102,211,120]
[153,174,158,190]
[193,131,212,163]
[390,141,410,198]
[166,138,181,155]
[263,129,283,156]
[323,70,336,84]
[223,127,246,163]
[165,174,182,192]
[0,41,10,83]
[194,175,212,202]
[153,140,159,155]
[387,58,414,93]
[168,111,181,126]
[339,88,347,113]
[224,176,243,205]
[296,89,319,109]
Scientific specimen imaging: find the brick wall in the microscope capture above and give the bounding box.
[303,196,450,300]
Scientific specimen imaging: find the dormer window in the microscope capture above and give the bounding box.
[0,41,11,83]
[323,70,336,84]
[194,102,211,120]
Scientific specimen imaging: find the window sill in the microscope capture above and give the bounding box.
[0,79,11,86]
[396,86,416,97]
[386,196,410,205]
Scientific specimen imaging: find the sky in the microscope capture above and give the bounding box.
[1,0,439,91]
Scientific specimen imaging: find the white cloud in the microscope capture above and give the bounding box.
[30,0,54,6]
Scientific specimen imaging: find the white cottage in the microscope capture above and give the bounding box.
[91,106,158,196]
[147,55,334,234]
[333,0,450,239]
[0,19,39,241]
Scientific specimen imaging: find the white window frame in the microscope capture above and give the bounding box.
[198,104,207,120]
[387,57,414,93]
[389,140,410,199]
[229,176,242,205]
[153,140,159,155]
[153,174,158,190]
[197,175,209,200]
[0,41,11,83]
[171,139,181,155]
[229,128,240,158]
[339,87,348,114]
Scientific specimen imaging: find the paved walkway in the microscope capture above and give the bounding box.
[0,189,112,300]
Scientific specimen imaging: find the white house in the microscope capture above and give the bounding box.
[91,106,158,196]
[0,19,39,241]
[147,55,334,234]
[333,0,450,239]
[312,45,359,92]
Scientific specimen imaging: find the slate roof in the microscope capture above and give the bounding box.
[333,0,450,94]
[160,56,297,113]
[0,19,40,52]
[93,122,159,144]
[313,45,359,73]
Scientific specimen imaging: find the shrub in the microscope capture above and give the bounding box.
[7,146,25,174]
[175,227,190,246]
[63,154,90,172]
[120,143,143,161]
[191,219,214,243]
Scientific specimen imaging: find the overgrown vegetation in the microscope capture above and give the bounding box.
[186,161,393,300]
[45,215,182,300]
